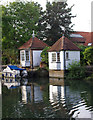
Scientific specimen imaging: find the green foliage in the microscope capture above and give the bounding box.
[85,74,93,81]
[83,46,93,65]
[40,46,50,64]
[2,1,42,49]
[77,45,87,65]
[37,1,75,45]
[66,61,86,79]
[2,1,75,64]
[2,1,43,64]
[2,49,19,65]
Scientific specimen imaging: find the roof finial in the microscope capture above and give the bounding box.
[32,30,35,38]
[62,27,65,39]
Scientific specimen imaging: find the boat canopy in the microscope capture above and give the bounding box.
[8,65,26,71]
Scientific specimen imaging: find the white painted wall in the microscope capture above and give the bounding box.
[65,51,80,69]
[48,51,80,70]
[20,49,30,67]
[48,51,64,70]
[60,51,65,70]
[20,49,42,67]
[33,50,42,67]
[20,50,26,67]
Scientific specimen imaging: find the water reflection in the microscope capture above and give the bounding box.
[0,79,2,120]
[0,79,1,94]
[49,78,68,118]
[49,78,93,119]
[65,80,93,119]
[2,77,93,119]
[49,78,65,104]
[21,84,43,104]
[2,78,20,89]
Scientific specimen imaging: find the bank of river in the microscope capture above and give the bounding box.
[1,76,93,119]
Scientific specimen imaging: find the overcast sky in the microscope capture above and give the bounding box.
[1,0,93,32]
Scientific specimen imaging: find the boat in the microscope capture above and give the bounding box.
[2,65,28,78]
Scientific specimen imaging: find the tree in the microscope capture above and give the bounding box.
[2,49,19,65]
[37,1,75,45]
[40,46,50,64]
[2,1,43,49]
[83,46,93,65]
[2,1,43,64]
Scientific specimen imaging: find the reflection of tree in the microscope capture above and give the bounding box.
[65,80,93,108]
[2,86,21,118]
[41,84,49,104]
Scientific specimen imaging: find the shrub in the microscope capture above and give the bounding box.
[40,46,50,64]
[83,46,93,65]
[66,61,86,79]
[77,45,87,65]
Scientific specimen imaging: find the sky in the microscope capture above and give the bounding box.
[67,0,92,32]
[1,0,93,32]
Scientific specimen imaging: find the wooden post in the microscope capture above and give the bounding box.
[31,84,34,102]
[30,49,33,69]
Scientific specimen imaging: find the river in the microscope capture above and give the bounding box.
[1,77,93,119]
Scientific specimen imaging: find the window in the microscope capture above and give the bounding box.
[66,52,69,60]
[52,53,56,62]
[52,52,60,62]
[21,51,25,61]
[57,53,60,62]
[26,50,29,61]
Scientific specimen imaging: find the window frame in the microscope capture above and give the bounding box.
[52,53,56,62]
[25,50,29,61]
[66,52,69,60]
[21,51,25,61]
[51,52,60,63]
[57,52,60,62]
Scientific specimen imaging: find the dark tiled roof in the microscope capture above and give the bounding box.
[48,36,80,52]
[18,37,48,50]
[75,32,93,46]
[70,37,85,43]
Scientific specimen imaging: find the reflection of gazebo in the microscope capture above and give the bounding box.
[49,78,69,118]
[21,80,69,118]
[21,83,43,104]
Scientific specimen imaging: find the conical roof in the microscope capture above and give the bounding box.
[18,37,48,50]
[48,36,81,52]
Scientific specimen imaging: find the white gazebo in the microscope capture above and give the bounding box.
[48,36,80,78]
[18,31,48,68]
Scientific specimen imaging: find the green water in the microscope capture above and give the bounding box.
[2,77,93,119]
